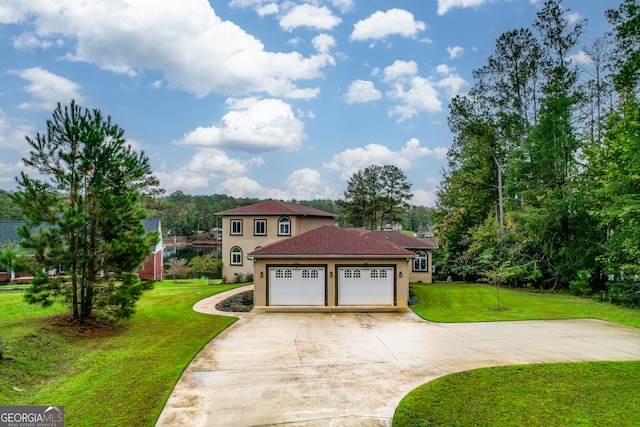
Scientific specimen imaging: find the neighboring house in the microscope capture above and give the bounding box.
[366,231,438,284]
[0,219,163,282]
[248,225,415,308]
[0,221,25,282]
[216,201,337,281]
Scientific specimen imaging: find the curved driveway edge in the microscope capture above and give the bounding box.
[158,301,640,426]
[192,284,254,318]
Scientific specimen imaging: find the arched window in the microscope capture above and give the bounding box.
[413,251,428,271]
[231,247,243,265]
[278,216,291,235]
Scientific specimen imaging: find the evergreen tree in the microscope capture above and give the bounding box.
[11,101,161,322]
[339,165,412,230]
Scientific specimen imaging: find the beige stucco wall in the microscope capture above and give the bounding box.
[220,215,334,280]
[251,257,410,307]
[408,249,433,284]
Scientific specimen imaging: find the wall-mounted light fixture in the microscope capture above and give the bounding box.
[330,271,333,278]
[399,271,403,278]
[260,271,264,278]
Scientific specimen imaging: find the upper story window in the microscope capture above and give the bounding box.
[278,216,291,236]
[254,219,266,236]
[413,251,428,271]
[230,219,242,235]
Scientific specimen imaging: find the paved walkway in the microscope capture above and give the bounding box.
[157,287,640,426]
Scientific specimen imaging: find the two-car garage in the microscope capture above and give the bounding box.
[268,265,396,306]
[251,226,413,308]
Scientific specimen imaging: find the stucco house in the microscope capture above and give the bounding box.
[366,231,438,284]
[249,225,415,308]
[216,201,337,281]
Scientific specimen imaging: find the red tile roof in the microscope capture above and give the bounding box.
[216,200,337,217]
[249,225,415,258]
[367,231,438,249]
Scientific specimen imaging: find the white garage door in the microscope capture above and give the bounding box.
[338,267,395,306]
[269,267,325,306]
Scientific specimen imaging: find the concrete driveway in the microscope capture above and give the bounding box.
[157,289,640,426]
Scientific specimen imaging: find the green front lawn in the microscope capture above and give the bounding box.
[0,280,243,427]
[394,361,640,427]
[395,282,640,426]
[410,282,640,328]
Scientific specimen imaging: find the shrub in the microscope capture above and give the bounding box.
[245,273,254,283]
[235,273,245,283]
[570,270,593,296]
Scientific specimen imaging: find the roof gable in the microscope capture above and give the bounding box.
[367,230,438,249]
[216,200,336,218]
[249,225,414,257]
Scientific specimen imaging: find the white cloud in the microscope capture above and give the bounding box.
[567,50,592,65]
[4,0,331,99]
[437,0,493,15]
[187,148,262,177]
[0,110,33,153]
[279,4,341,32]
[257,3,279,16]
[10,67,84,111]
[411,189,437,207]
[312,34,336,55]
[177,97,305,153]
[377,60,466,121]
[386,77,442,121]
[0,160,25,190]
[350,9,426,41]
[155,170,209,192]
[156,148,263,193]
[344,80,382,104]
[324,138,447,180]
[284,168,338,200]
[217,176,267,198]
[13,32,55,49]
[216,168,338,200]
[436,74,468,98]
[383,60,418,82]
[566,11,581,25]
[329,0,355,13]
[436,64,454,75]
[447,46,464,60]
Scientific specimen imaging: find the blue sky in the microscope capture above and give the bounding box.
[0,0,614,206]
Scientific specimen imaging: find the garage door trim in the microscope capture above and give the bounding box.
[335,264,397,306]
[267,264,328,306]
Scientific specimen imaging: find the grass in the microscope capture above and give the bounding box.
[395,282,640,426]
[0,280,243,426]
[394,361,640,427]
[410,282,640,328]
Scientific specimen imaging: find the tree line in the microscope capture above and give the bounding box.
[434,0,640,305]
[2,185,435,238]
